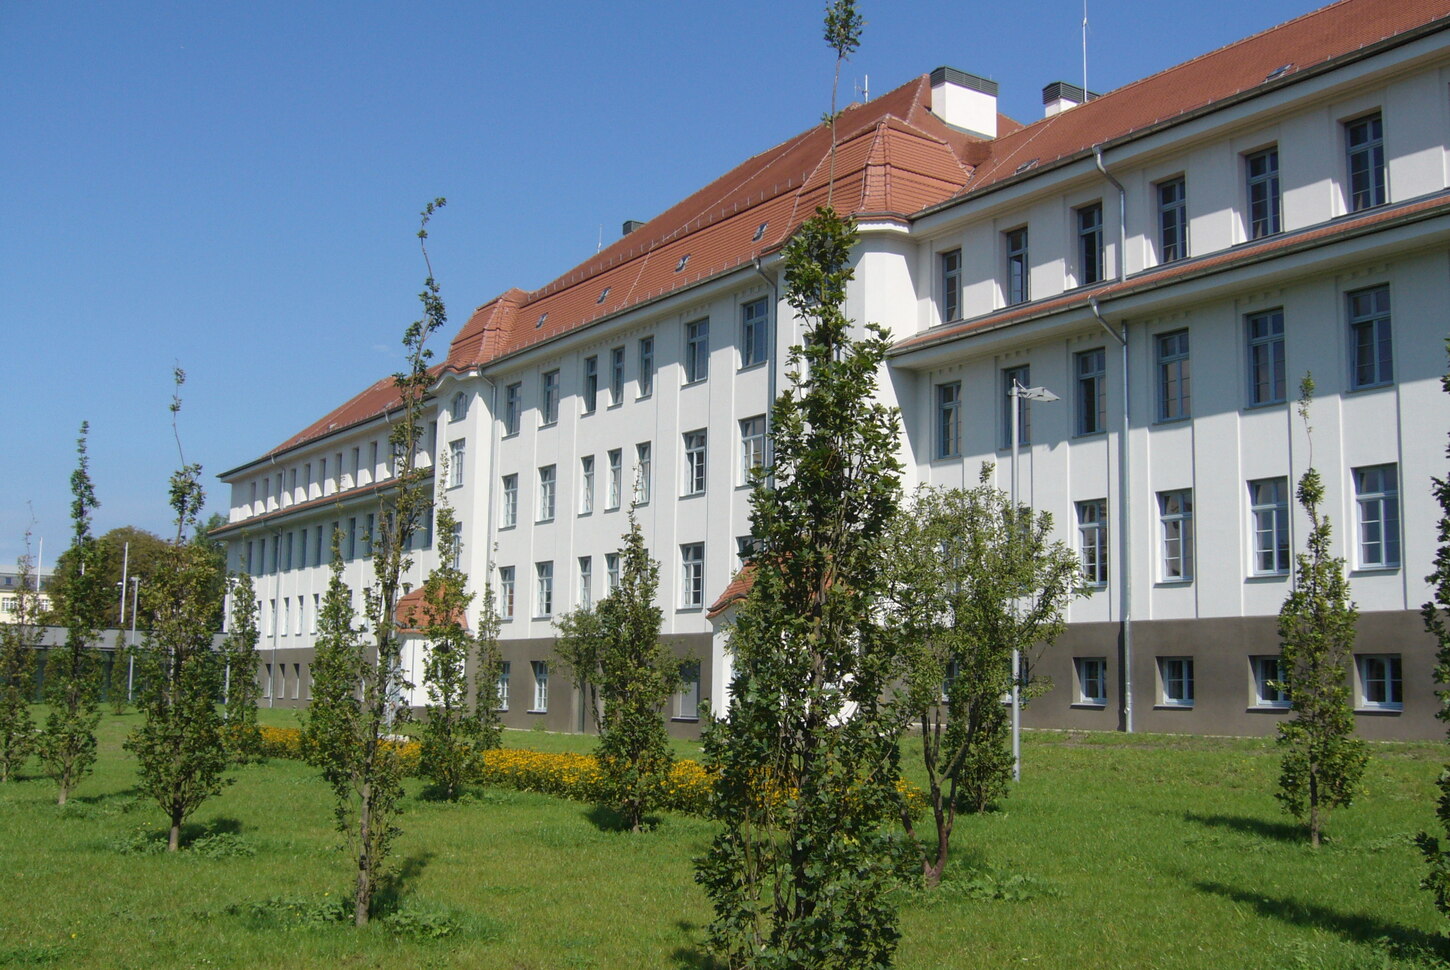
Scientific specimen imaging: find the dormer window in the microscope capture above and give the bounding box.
[676,254,690,273]
[597,286,611,304]
[752,222,768,242]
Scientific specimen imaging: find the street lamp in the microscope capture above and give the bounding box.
[126,576,140,702]
[1008,379,1058,782]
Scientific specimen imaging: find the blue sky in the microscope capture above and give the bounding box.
[1,0,1318,566]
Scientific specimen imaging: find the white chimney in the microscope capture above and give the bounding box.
[929,67,998,139]
[1042,80,1098,117]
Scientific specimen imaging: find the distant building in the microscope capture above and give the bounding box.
[216,0,1450,740]
[0,566,53,619]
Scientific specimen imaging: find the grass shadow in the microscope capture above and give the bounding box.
[73,786,141,805]
[584,804,662,833]
[1192,878,1450,960]
[374,850,436,915]
[671,921,723,969]
[180,816,244,844]
[1183,811,1305,843]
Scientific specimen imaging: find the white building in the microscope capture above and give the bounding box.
[217,0,1450,739]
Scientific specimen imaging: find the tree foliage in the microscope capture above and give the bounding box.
[0,535,41,782]
[697,11,908,947]
[416,491,502,800]
[220,570,262,762]
[557,509,677,832]
[36,424,104,805]
[49,526,170,629]
[302,198,446,926]
[884,473,1083,886]
[1275,375,1367,846]
[1418,343,1450,914]
[125,370,232,851]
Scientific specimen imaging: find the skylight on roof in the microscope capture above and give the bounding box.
[535,312,548,328]
[597,286,611,304]
[1014,159,1039,174]
[1265,63,1294,81]
[753,222,768,242]
[675,254,690,273]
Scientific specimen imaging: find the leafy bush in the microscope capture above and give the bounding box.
[190,832,256,858]
[229,893,349,929]
[381,905,465,941]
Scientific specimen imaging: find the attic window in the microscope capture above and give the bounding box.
[1264,63,1293,81]
[1014,159,1039,174]
[752,222,768,242]
[597,286,611,304]
[675,254,690,273]
[535,312,548,329]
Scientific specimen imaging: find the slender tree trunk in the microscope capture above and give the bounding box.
[169,818,181,852]
[355,780,372,925]
[56,775,68,806]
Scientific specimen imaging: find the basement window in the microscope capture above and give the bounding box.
[676,254,690,273]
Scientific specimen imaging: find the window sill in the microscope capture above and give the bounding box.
[677,606,704,614]
[539,422,558,430]
[577,511,592,519]
[536,517,555,525]
[499,524,516,531]
[737,361,768,375]
[1351,565,1400,576]
[581,409,597,418]
[1155,703,1195,710]
[1153,415,1191,426]
[1246,573,1289,583]
[1083,581,1108,591]
[932,453,963,463]
[681,491,705,500]
[1070,701,1107,710]
[1355,705,1403,715]
[1154,580,1194,588]
[1347,381,1393,394]
[636,392,653,402]
[1072,430,1107,440]
[607,401,623,411]
[671,716,701,723]
[527,709,548,715]
[1244,399,1287,411]
[502,431,519,440]
[1248,704,1290,713]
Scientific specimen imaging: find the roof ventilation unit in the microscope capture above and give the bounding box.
[929,66,998,139]
[622,220,645,236]
[1042,80,1099,117]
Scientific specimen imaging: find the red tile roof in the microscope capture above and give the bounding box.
[706,564,756,620]
[394,586,469,634]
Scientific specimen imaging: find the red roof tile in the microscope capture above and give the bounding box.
[706,564,756,620]
[394,586,469,634]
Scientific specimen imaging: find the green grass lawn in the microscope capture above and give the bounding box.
[2,710,1448,968]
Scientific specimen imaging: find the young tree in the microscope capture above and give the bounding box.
[302,198,446,926]
[885,474,1083,886]
[37,425,105,805]
[1418,345,1450,914]
[220,570,262,762]
[416,493,502,800]
[125,370,232,851]
[1275,375,1367,846]
[697,8,909,961]
[557,509,677,832]
[0,536,41,782]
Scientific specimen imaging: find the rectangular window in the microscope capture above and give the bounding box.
[609,346,625,405]
[311,593,320,635]
[1249,477,1291,575]
[1246,146,1281,239]
[578,556,592,610]
[681,543,705,608]
[1157,176,1187,263]
[936,381,962,458]
[1077,499,1108,587]
[1345,112,1386,211]
[676,661,701,720]
[1076,657,1107,706]
[582,356,599,414]
[606,553,620,593]
[607,449,622,510]
[535,563,554,618]
[685,318,710,383]
[579,456,594,515]
[531,660,549,712]
[295,596,304,636]
[684,431,707,496]
[284,532,294,571]
[741,298,768,368]
[1252,655,1289,708]
[448,439,465,488]
[1157,330,1190,421]
[1159,489,1194,582]
[499,566,516,619]
[448,521,462,570]
[635,442,652,504]
[282,598,290,636]
[501,474,518,528]
[638,336,654,397]
[497,661,510,710]
[1357,654,1402,710]
[538,465,556,521]
[736,535,759,570]
[1005,228,1029,306]
[1355,464,1400,568]
[314,526,323,565]
[1246,310,1286,406]
[1075,348,1106,436]
[1348,284,1392,389]
[740,416,766,483]
[1076,202,1104,285]
[940,248,962,321]
[1160,657,1195,707]
[541,370,560,424]
[1001,365,1031,448]
[504,382,522,435]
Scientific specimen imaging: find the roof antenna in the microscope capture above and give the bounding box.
[854,74,869,102]
[596,224,603,253]
[1082,0,1089,97]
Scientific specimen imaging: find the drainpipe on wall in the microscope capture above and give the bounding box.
[1092,144,1132,733]
[1091,297,1132,734]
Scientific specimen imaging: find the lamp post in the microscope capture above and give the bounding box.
[126,576,140,701]
[1009,378,1058,782]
